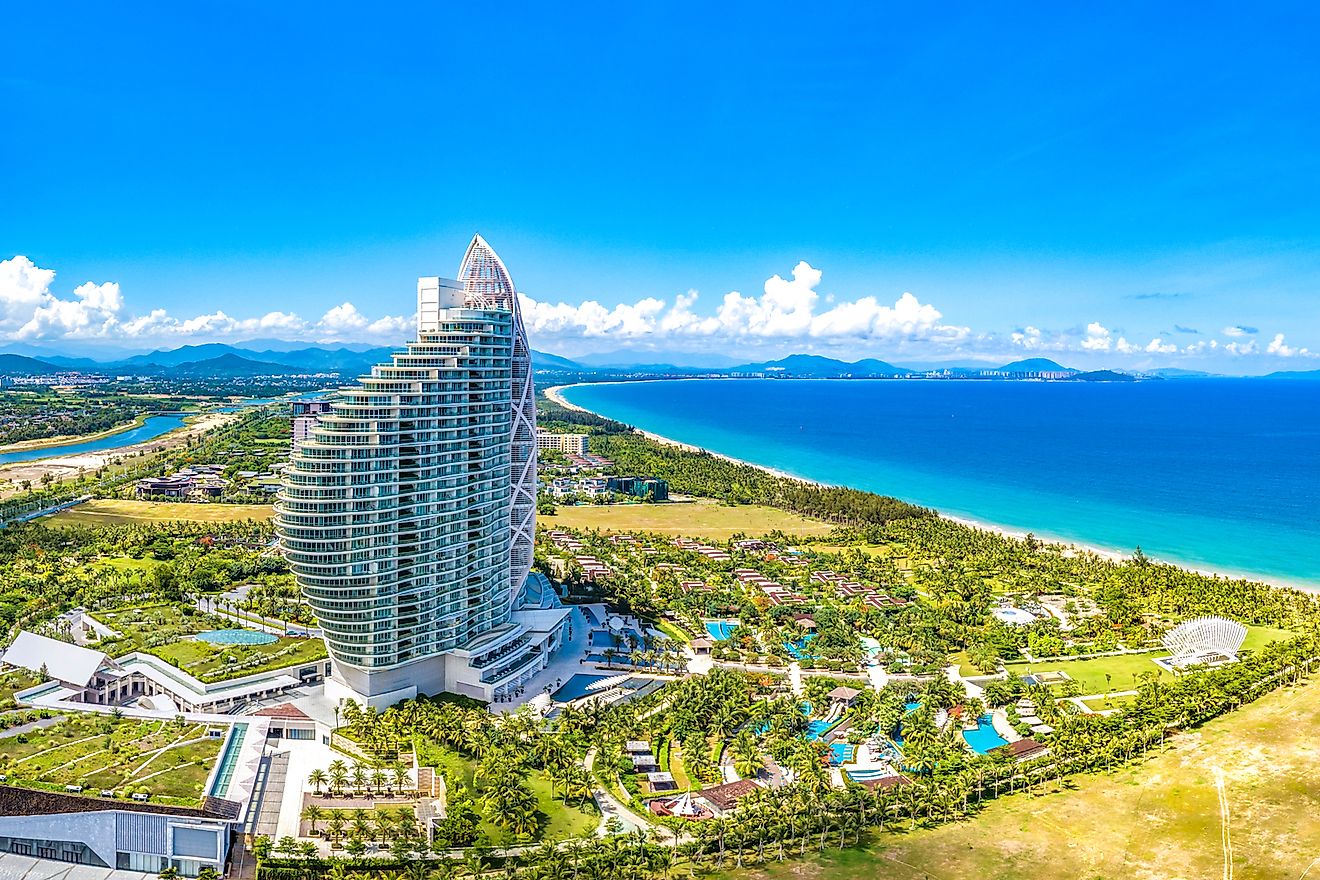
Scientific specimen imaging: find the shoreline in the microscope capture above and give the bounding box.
[544,381,1314,592]
[0,413,152,455]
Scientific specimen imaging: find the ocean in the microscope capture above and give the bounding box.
[559,378,1320,589]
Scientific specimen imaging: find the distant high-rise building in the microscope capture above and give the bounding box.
[276,236,565,707]
[291,399,332,450]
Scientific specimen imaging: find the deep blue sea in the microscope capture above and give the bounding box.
[560,379,1320,589]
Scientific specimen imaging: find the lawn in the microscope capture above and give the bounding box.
[0,714,222,806]
[49,498,274,525]
[1004,625,1296,694]
[735,671,1320,880]
[543,499,834,540]
[94,602,326,682]
[413,739,598,844]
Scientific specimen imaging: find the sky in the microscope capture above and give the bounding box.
[3,3,1320,373]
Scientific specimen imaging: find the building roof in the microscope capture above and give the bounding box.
[1,631,111,687]
[827,685,863,701]
[696,779,761,811]
[855,773,912,790]
[993,738,1050,759]
[250,702,313,720]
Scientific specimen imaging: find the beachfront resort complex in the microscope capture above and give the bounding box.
[0,242,1314,880]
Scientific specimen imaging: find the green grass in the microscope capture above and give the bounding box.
[413,740,598,844]
[0,714,221,805]
[49,499,274,525]
[1004,625,1295,694]
[733,669,1320,880]
[1078,693,1136,712]
[655,620,692,644]
[95,601,326,682]
[543,499,834,540]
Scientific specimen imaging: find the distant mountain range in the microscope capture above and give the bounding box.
[2,342,1315,381]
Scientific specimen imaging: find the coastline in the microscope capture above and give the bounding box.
[544,381,1312,592]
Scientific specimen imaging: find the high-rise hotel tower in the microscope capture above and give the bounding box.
[276,236,565,707]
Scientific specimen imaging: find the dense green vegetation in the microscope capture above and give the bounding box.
[0,390,164,446]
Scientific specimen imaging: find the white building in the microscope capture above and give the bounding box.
[537,431,590,455]
[277,236,559,707]
[291,399,332,449]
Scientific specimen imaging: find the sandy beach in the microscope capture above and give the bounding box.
[545,381,1303,590]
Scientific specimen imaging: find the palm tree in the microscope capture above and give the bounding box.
[308,768,328,796]
[301,803,325,836]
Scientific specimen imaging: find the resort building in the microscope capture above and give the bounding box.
[536,431,590,455]
[277,236,562,707]
[1,630,328,714]
[291,399,332,449]
[0,716,266,877]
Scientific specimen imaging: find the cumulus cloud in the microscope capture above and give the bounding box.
[1080,322,1112,351]
[1265,333,1314,358]
[522,261,967,347]
[0,255,409,345]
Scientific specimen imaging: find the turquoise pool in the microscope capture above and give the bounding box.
[552,673,611,702]
[961,714,1009,754]
[705,620,739,640]
[196,628,278,646]
[829,742,856,765]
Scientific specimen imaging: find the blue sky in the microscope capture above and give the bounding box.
[3,3,1319,371]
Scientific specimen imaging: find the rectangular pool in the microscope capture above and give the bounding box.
[552,673,612,702]
[961,714,1009,754]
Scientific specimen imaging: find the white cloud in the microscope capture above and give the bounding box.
[1223,325,1258,337]
[1225,340,1258,356]
[1145,337,1178,354]
[0,255,408,346]
[1080,322,1112,351]
[522,261,966,346]
[1265,333,1313,358]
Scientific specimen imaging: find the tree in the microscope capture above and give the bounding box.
[308,768,329,795]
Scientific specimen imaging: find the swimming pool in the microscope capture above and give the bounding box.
[783,634,815,659]
[196,628,278,646]
[846,767,899,783]
[828,742,856,765]
[806,719,833,741]
[552,673,612,702]
[961,714,1009,754]
[705,620,739,640]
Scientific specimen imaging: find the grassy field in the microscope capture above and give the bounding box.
[738,672,1320,880]
[415,740,598,844]
[1004,625,1295,694]
[0,714,221,805]
[49,498,274,525]
[543,499,833,540]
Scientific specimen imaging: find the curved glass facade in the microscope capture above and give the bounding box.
[276,236,537,703]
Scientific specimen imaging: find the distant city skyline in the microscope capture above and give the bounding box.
[4,4,1319,373]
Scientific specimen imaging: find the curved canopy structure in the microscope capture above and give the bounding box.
[1161,616,1247,667]
[458,235,537,604]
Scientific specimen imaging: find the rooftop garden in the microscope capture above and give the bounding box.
[0,712,222,806]
[94,602,325,682]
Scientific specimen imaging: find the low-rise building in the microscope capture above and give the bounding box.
[536,431,590,455]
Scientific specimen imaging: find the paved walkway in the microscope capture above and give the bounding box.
[0,715,62,739]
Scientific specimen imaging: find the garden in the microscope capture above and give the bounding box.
[0,712,222,805]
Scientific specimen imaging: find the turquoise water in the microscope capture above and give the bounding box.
[196,628,278,646]
[829,742,856,764]
[561,379,1320,588]
[553,673,611,701]
[805,719,833,740]
[705,620,738,640]
[0,414,188,466]
[961,714,1009,754]
[783,634,815,658]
